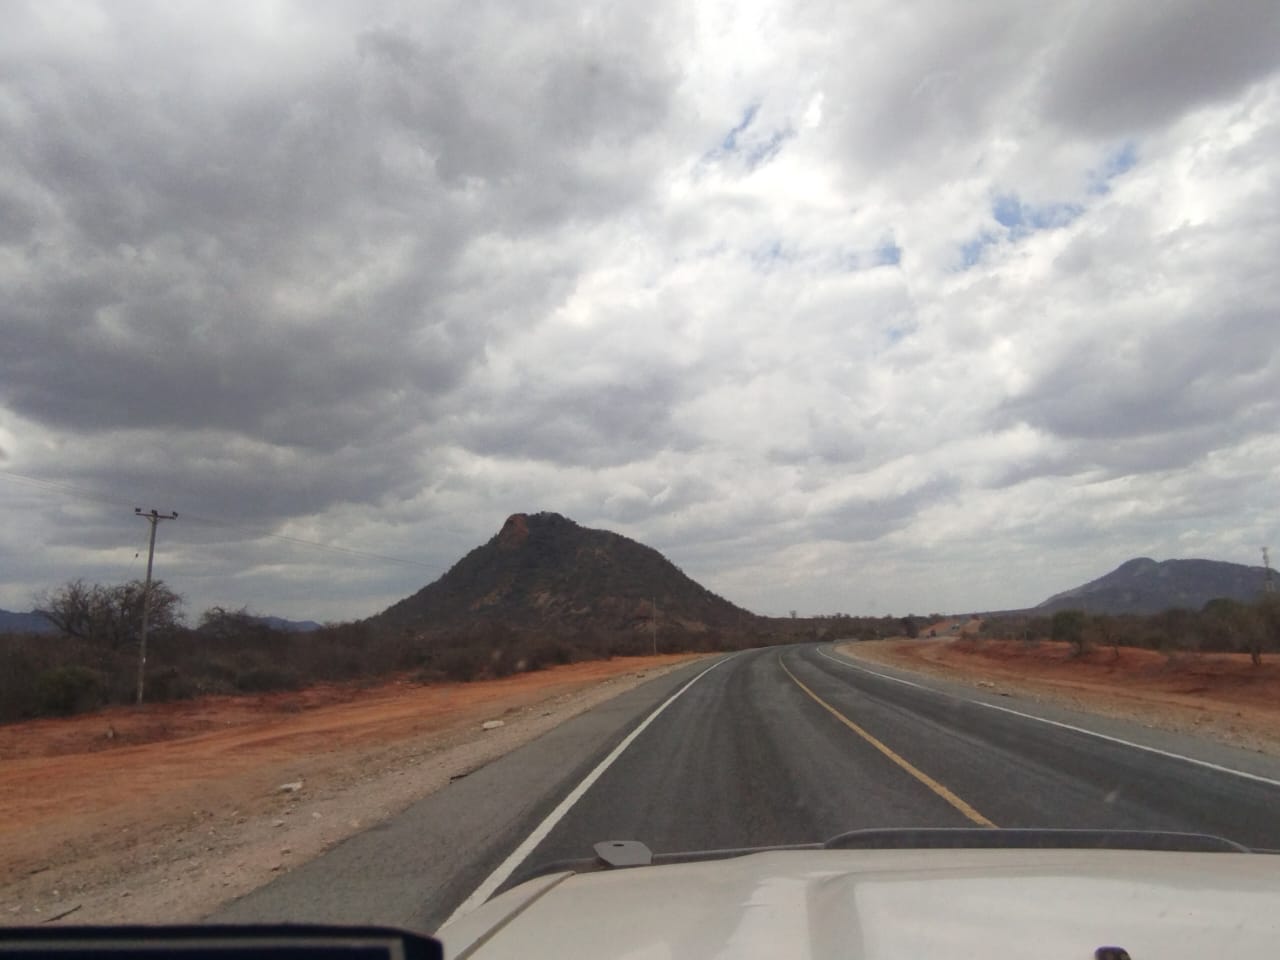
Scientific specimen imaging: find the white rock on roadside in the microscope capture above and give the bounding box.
[481,720,505,730]
[277,780,304,794]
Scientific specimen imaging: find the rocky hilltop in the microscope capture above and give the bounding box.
[1037,557,1271,615]
[369,512,755,636]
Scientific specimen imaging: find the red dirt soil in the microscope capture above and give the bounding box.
[0,655,701,889]
[844,636,1280,755]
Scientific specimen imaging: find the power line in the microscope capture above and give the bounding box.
[180,511,437,569]
[0,467,436,571]
[0,468,137,510]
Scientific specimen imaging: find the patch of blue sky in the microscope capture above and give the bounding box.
[958,188,1086,269]
[959,231,998,269]
[1088,141,1138,195]
[721,103,759,153]
[702,102,794,172]
[743,127,795,170]
[834,240,901,273]
[875,242,902,266]
[992,193,1084,235]
[750,238,791,270]
[992,194,1024,228]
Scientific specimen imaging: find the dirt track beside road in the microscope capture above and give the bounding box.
[0,654,704,925]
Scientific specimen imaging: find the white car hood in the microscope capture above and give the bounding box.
[439,848,1280,959]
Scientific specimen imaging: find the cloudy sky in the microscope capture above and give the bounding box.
[2,1,1278,622]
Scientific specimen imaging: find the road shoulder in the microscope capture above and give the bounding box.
[210,657,719,932]
[831,640,1280,784]
[0,656,705,927]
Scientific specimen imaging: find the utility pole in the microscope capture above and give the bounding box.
[135,507,178,704]
[1264,547,1275,595]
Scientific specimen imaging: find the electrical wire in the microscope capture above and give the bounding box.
[179,511,436,569]
[0,468,137,510]
[0,468,436,570]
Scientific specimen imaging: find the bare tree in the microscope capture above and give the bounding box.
[36,579,184,650]
[197,606,268,640]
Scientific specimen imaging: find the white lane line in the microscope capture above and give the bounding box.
[441,654,736,926]
[815,645,1280,790]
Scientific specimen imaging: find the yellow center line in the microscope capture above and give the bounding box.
[779,654,996,828]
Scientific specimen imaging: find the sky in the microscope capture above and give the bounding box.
[1,1,1279,622]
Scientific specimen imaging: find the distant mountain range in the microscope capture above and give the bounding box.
[0,608,319,635]
[0,609,53,634]
[369,511,756,636]
[251,615,322,633]
[1036,557,1272,615]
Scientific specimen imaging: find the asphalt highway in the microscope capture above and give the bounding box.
[212,643,1280,932]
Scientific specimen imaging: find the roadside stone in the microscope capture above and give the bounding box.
[277,781,304,794]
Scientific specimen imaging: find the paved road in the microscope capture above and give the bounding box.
[213,643,1280,933]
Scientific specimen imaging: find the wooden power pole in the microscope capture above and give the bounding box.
[135,507,178,704]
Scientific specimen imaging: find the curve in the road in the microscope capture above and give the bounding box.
[216,641,1280,933]
[485,642,1280,900]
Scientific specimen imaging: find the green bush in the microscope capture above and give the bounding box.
[36,665,105,716]
[146,666,199,702]
[234,666,301,692]
[435,646,486,682]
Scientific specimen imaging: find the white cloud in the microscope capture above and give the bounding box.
[1,1,1278,619]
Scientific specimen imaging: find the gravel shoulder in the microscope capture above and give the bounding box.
[0,655,704,926]
[839,638,1280,758]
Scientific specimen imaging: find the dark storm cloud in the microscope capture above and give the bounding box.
[997,307,1279,464]
[0,1,680,522]
[2,2,1279,620]
[594,475,719,526]
[807,476,959,543]
[813,2,1041,177]
[1040,1,1280,137]
[353,17,674,227]
[450,370,698,469]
